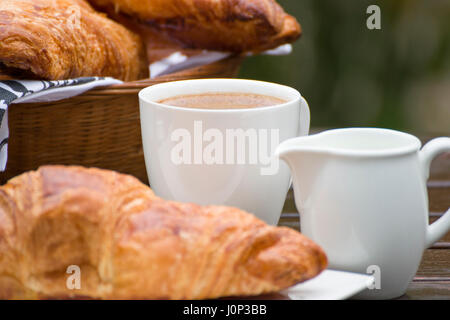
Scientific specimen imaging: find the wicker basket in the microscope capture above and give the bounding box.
[1,56,243,184]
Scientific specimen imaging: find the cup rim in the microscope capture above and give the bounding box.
[138,78,302,113]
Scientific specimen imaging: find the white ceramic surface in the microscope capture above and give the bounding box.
[283,270,374,300]
[139,79,310,225]
[276,128,450,299]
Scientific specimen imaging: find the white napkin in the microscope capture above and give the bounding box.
[150,44,293,78]
[0,77,122,171]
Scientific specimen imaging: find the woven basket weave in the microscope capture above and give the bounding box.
[1,56,243,184]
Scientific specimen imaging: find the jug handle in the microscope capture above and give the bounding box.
[420,137,450,248]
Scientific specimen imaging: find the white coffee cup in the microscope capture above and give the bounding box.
[139,79,310,225]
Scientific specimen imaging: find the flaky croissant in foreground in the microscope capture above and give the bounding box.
[0,166,326,299]
[0,0,147,81]
[88,0,301,53]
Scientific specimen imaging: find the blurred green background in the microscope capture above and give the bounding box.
[239,0,450,134]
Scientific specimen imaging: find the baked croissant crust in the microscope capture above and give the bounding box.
[0,0,148,81]
[88,0,302,53]
[0,166,326,300]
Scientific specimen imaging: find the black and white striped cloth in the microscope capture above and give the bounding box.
[0,77,122,171]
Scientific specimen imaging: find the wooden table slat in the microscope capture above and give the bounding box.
[400,281,450,300]
[432,243,450,249]
[428,186,450,213]
[417,250,450,277]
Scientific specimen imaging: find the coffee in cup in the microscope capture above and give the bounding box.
[158,92,286,110]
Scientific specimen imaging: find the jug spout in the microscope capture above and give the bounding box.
[275,135,329,213]
[275,135,325,164]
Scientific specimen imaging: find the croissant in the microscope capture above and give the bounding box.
[88,0,302,53]
[0,166,326,299]
[0,0,148,81]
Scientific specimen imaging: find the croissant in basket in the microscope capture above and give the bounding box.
[0,0,148,81]
[0,166,327,299]
[88,0,302,53]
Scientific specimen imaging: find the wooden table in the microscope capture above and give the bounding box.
[278,134,450,300]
